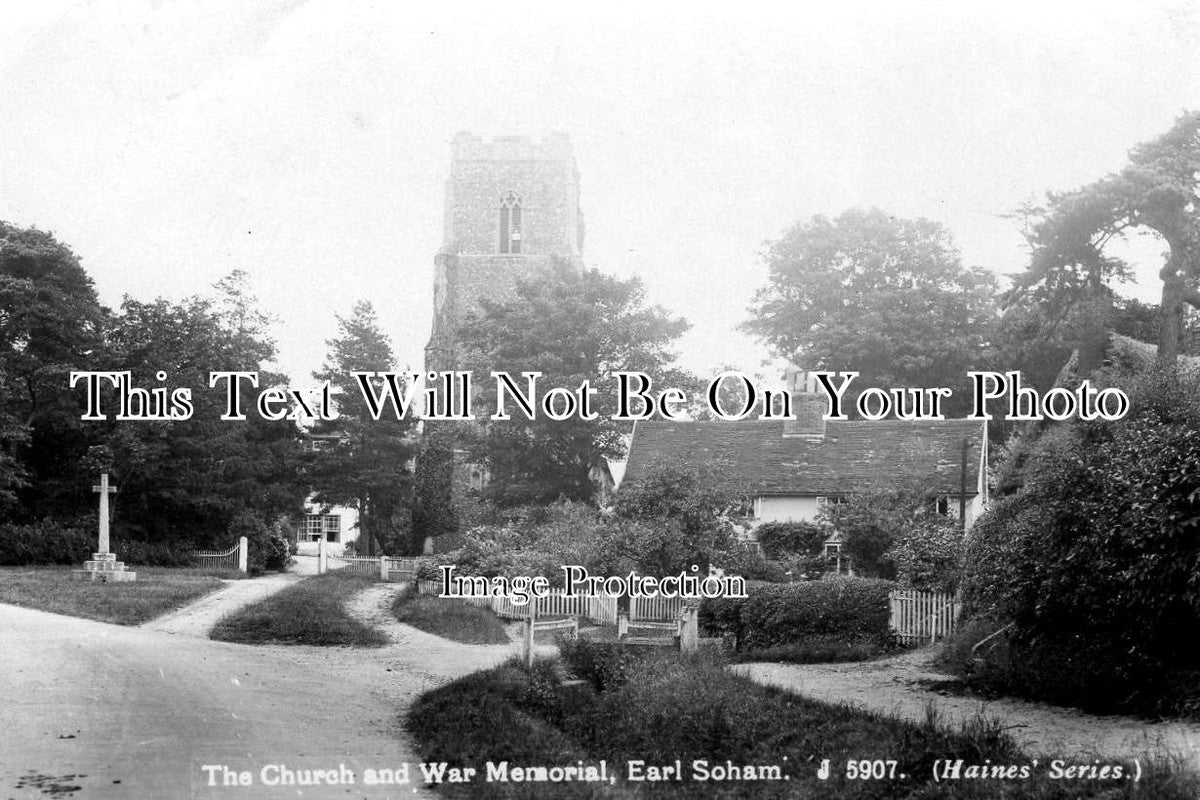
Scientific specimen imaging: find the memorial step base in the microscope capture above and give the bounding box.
[71,551,137,582]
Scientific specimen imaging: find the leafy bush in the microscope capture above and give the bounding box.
[558,638,643,692]
[113,539,196,567]
[415,557,442,580]
[884,515,963,592]
[754,521,827,559]
[701,577,895,652]
[227,511,290,574]
[0,520,93,565]
[615,458,747,532]
[959,369,1200,716]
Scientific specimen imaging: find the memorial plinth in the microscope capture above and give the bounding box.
[71,472,136,582]
[72,551,136,582]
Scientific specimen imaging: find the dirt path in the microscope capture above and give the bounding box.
[734,649,1200,766]
[141,573,302,637]
[0,603,446,799]
[1,578,540,798]
[347,581,557,681]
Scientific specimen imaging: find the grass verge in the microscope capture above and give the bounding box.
[210,572,387,646]
[733,636,891,665]
[0,566,224,625]
[391,588,510,644]
[406,645,1199,799]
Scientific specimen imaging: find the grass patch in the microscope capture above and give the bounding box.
[210,572,387,646]
[0,566,224,625]
[407,647,1199,799]
[391,588,510,644]
[734,636,891,665]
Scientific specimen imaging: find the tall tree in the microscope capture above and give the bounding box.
[0,222,107,520]
[103,274,306,544]
[1008,112,1200,365]
[742,208,998,407]
[459,261,690,507]
[310,301,416,556]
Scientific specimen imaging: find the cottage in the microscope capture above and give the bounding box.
[622,370,988,532]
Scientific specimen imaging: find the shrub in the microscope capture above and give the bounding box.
[958,369,1200,716]
[113,539,196,567]
[0,521,93,565]
[227,511,290,574]
[701,577,895,652]
[713,541,789,582]
[754,521,827,559]
[884,514,963,592]
[558,638,643,692]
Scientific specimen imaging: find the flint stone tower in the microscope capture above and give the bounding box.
[416,133,586,550]
[424,131,585,373]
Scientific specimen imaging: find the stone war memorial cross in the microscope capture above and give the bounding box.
[71,472,136,583]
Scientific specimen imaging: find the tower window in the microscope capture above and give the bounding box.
[499,192,522,254]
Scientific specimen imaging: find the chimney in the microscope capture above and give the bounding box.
[783,367,826,438]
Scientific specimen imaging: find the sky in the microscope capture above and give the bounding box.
[0,1,1197,385]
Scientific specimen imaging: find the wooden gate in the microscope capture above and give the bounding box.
[888,589,959,645]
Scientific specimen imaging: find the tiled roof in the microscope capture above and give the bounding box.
[623,418,985,496]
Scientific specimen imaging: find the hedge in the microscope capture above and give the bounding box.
[0,521,198,566]
[0,521,93,565]
[701,576,895,651]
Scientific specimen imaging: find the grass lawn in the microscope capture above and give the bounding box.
[0,566,225,625]
[407,647,1199,799]
[391,589,510,644]
[210,572,387,646]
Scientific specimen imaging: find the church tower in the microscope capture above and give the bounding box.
[425,131,585,373]
[416,133,586,551]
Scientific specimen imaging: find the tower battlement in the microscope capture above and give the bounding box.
[450,131,575,164]
[427,132,585,373]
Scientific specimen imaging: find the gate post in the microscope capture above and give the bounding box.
[679,606,699,654]
[522,602,537,668]
[380,556,389,581]
[237,536,248,573]
[318,538,328,575]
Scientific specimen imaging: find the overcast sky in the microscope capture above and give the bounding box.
[1,1,1196,383]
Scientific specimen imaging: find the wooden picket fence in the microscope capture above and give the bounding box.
[630,593,686,621]
[415,579,618,625]
[329,556,419,581]
[888,588,959,645]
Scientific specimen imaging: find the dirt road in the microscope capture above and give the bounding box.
[0,583,520,799]
[141,573,302,637]
[735,650,1200,766]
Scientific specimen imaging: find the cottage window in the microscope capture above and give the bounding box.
[303,513,340,542]
[499,193,522,254]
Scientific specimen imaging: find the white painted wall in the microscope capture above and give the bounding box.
[752,492,986,531]
[752,495,823,524]
[296,499,360,557]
